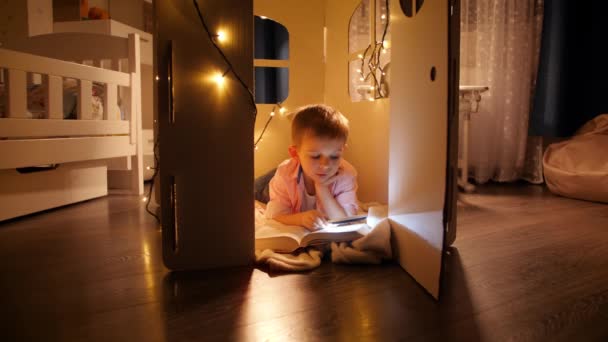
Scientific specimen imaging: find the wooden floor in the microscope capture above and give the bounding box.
[1,183,607,341]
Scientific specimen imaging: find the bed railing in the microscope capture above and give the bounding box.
[0,32,140,143]
[0,33,142,181]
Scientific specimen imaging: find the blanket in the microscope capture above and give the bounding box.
[255,205,392,272]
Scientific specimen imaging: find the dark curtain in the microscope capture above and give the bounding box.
[530,1,608,137]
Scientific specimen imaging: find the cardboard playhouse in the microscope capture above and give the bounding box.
[155,0,460,300]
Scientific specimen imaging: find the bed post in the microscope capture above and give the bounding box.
[128,33,144,195]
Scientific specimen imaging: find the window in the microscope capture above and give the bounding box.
[254,16,289,104]
[348,0,391,102]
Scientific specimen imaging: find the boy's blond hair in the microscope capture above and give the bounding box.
[291,104,349,146]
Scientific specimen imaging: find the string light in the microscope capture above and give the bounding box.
[192,0,257,120]
[212,68,230,87]
[216,30,227,43]
[254,103,285,150]
[143,1,262,223]
[358,0,390,99]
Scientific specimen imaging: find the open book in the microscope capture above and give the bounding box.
[255,219,371,253]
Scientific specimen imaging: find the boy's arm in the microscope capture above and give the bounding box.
[316,166,359,219]
[265,168,328,230]
[265,173,291,219]
[315,185,347,219]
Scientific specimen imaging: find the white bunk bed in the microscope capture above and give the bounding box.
[0,32,144,221]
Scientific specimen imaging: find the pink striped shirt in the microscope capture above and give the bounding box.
[265,158,359,218]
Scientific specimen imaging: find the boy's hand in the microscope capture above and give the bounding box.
[315,168,341,188]
[299,210,329,231]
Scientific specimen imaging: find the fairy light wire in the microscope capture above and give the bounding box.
[146,2,264,222]
[192,0,258,121]
[358,0,390,99]
[254,103,284,148]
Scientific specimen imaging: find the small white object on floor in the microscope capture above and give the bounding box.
[331,216,392,264]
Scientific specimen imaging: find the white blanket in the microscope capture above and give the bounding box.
[255,205,392,272]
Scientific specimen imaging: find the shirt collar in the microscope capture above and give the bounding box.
[288,159,303,184]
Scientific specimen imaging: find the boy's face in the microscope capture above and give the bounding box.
[290,133,346,185]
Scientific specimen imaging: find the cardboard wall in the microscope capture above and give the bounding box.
[323,0,390,203]
[387,0,449,299]
[254,0,390,204]
[253,0,326,178]
[156,0,254,270]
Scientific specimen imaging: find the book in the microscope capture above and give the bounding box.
[255,220,370,253]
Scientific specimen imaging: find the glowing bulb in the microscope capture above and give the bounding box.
[382,72,386,75]
[146,166,151,170]
[217,30,227,43]
[370,86,375,90]
[213,72,225,86]
[142,197,148,202]
[368,97,375,101]
[155,76,159,81]
[270,111,275,117]
[255,145,259,151]
[381,14,386,19]
[260,16,268,19]
[359,77,364,81]
[358,54,363,59]
[279,107,286,114]
[356,69,361,73]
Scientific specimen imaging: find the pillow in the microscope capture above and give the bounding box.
[254,168,277,204]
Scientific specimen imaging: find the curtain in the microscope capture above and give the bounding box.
[530,1,608,137]
[460,0,544,184]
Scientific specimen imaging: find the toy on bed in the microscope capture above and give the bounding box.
[0,79,109,120]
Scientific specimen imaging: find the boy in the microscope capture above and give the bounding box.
[265,104,359,230]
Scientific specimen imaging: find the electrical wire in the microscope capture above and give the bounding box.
[192,0,258,121]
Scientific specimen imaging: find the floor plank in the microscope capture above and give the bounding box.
[1,183,607,341]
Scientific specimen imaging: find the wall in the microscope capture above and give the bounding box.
[0,0,53,45]
[109,0,144,31]
[28,0,53,36]
[253,0,326,177]
[324,0,389,203]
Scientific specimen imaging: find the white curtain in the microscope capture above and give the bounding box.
[460,0,545,184]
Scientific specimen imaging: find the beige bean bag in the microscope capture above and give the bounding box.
[543,114,608,203]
